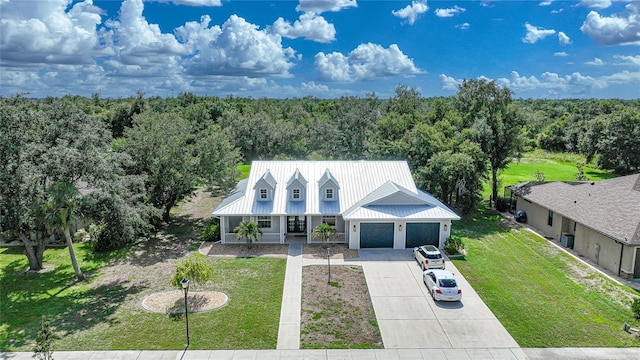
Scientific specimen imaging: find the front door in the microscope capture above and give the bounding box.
[287,216,306,233]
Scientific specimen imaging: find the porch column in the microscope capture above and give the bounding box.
[280,216,286,244]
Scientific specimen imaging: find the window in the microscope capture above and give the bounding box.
[259,188,268,200]
[325,188,333,199]
[293,188,300,199]
[547,210,554,226]
[322,216,336,227]
[257,216,271,228]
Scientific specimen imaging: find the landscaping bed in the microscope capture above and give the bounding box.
[300,265,382,349]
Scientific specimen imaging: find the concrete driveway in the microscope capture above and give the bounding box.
[356,249,519,349]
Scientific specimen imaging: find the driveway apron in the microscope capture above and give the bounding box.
[359,249,519,349]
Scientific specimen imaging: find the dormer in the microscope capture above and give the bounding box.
[318,168,339,202]
[253,169,277,202]
[286,168,307,202]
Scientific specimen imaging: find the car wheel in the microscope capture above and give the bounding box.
[421,263,425,271]
[431,289,436,301]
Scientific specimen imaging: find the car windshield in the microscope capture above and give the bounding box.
[426,254,441,259]
[439,279,457,288]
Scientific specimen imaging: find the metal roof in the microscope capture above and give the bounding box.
[213,160,460,221]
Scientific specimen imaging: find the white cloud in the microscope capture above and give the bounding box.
[180,15,297,77]
[445,70,640,97]
[315,43,422,82]
[578,0,611,9]
[554,52,568,57]
[151,0,222,5]
[551,9,563,14]
[586,58,605,65]
[456,23,470,30]
[392,1,428,25]
[613,55,640,66]
[539,1,553,6]
[439,74,461,91]
[272,12,336,43]
[296,0,357,13]
[106,0,188,68]
[0,0,107,65]
[301,81,330,92]
[558,31,571,45]
[522,23,556,43]
[435,6,466,18]
[580,3,640,45]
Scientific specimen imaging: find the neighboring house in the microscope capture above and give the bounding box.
[213,160,460,249]
[510,174,640,279]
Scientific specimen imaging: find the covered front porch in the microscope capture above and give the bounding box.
[219,215,347,245]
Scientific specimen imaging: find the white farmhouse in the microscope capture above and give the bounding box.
[213,160,460,249]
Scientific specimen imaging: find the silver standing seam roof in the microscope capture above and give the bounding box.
[213,160,460,221]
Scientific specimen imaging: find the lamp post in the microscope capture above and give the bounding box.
[327,246,331,284]
[181,278,190,348]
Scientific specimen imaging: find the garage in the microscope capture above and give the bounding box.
[405,222,440,248]
[360,223,394,248]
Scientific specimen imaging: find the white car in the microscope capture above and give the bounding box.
[423,269,462,302]
[413,245,445,270]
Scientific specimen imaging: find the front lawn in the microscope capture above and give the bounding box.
[0,245,286,351]
[452,209,640,347]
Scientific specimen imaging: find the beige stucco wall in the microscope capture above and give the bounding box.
[516,196,636,277]
[574,225,619,274]
[516,199,557,239]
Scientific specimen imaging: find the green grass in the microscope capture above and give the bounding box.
[452,208,640,347]
[237,164,251,180]
[1,246,286,351]
[484,150,615,198]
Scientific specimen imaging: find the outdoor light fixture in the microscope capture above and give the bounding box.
[398,224,402,231]
[444,224,448,232]
[353,224,356,232]
[181,278,190,348]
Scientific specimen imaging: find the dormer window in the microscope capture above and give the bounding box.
[254,169,276,202]
[287,168,307,202]
[325,188,334,200]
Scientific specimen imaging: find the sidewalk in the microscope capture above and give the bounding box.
[3,347,639,359]
[276,243,303,350]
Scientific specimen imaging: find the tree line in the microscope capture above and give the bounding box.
[2,81,638,276]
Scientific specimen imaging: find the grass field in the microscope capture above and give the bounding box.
[452,208,640,347]
[0,246,286,351]
[483,150,615,199]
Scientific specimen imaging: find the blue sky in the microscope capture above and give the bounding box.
[1,0,639,99]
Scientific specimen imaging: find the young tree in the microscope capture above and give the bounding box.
[170,255,215,288]
[42,182,85,281]
[311,223,338,247]
[455,79,524,208]
[234,221,263,250]
[33,316,56,360]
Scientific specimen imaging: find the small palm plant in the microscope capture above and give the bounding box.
[311,222,338,248]
[234,221,263,249]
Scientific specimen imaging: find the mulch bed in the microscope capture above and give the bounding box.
[300,265,382,349]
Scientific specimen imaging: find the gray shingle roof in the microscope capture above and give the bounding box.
[516,174,640,245]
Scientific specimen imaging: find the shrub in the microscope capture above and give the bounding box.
[200,221,220,242]
[632,298,640,320]
[444,235,465,255]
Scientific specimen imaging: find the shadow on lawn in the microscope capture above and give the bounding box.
[0,258,142,350]
[111,213,204,268]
